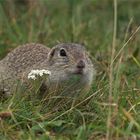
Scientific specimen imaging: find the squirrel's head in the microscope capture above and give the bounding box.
[47,43,95,87]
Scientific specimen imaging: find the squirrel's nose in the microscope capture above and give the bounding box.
[77,60,85,69]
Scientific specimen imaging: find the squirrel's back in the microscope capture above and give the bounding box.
[1,43,50,74]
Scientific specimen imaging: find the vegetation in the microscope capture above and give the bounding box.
[0,0,140,139]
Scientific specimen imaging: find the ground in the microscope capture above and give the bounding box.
[0,0,140,140]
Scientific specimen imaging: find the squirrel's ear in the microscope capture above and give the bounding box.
[47,47,56,61]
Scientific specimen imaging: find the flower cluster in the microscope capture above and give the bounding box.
[28,69,51,80]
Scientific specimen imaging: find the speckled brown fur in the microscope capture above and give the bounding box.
[0,43,96,97]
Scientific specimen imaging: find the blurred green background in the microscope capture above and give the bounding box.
[0,0,140,57]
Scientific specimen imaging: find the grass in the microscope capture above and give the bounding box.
[0,0,140,139]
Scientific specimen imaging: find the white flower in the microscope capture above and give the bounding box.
[28,69,51,80]
[28,74,36,80]
[41,69,51,75]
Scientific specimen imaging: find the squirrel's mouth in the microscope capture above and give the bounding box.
[73,68,84,75]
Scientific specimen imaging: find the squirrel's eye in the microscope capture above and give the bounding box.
[60,49,67,57]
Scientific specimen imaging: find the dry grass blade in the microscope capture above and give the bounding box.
[49,87,104,123]
[0,111,12,119]
[107,0,117,139]
[111,25,140,66]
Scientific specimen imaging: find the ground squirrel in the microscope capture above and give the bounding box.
[0,43,96,97]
